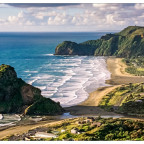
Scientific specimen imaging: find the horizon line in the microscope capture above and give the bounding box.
[0,30,119,33]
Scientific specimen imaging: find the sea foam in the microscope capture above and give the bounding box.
[25,56,110,107]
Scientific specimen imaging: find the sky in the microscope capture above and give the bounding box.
[0,3,144,32]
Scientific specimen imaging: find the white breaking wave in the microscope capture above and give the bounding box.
[24,70,38,73]
[0,114,3,120]
[26,56,111,107]
[42,54,53,56]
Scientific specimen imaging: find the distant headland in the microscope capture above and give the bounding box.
[55,26,144,58]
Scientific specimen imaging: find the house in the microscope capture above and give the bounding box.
[61,129,66,133]
[71,128,79,134]
[34,132,57,138]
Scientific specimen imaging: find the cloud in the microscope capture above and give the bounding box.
[92,3,134,10]
[0,3,144,31]
[6,3,80,8]
[0,4,9,8]
[33,11,57,20]
[135,3,144,10]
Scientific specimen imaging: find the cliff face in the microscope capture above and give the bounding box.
[55,41,79,55]
[55,41,96,56]
[0,64,64,115]
[55,26,144,58]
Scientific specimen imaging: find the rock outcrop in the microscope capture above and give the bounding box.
[55,26,144,58]
[0,64,64,115]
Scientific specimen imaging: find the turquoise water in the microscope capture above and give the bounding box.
[0,32,111,106]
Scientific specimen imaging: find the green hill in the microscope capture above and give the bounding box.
[55,26,144,58]
[99,83,144,116]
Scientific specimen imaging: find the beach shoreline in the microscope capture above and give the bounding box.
[65,57,144,116]
[1,57,144,140]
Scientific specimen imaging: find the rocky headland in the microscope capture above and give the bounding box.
[55,26,144,57]
[0,64,64,115]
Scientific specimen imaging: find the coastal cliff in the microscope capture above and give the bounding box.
[55,26,144,57]
[0,64,64,115]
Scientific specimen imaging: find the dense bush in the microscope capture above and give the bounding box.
[54,118,144,141]
[55,26,144,58]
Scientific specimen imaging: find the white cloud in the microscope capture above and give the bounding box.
[106,14,116,24]
[25,20,34,26]
[47,12,69,25]
[18,11,24,18]
[8,16,18,23]
[0,3,144,31]
[92,4,120,11]
[135,4,144,10]
[0,4,9,8]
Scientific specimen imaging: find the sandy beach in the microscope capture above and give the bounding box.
[106,57,144,85]
[66,57,144,115]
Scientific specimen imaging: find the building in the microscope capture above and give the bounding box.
[71,128,79,134]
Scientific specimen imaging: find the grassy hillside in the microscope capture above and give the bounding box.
[118,26,144,36]
[123,57,144,76]
[55,26,144,58]
[99,83,144,116]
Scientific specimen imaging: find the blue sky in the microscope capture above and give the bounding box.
[0,3,144,32]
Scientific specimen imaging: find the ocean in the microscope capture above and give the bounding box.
[0,32,111,107]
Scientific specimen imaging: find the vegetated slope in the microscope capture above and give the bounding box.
[6,117,144,141]
[99,83,144,116]
[55,26,144,58]
[123,57,144,76]
[0,64,64,115]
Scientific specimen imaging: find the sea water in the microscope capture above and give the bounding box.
[0,32,111,107]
